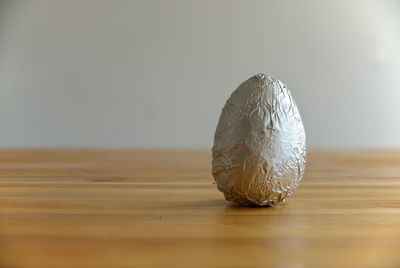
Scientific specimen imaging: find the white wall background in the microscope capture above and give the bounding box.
[0,0,400,148]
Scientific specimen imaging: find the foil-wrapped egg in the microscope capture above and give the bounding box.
[212,74,306,206]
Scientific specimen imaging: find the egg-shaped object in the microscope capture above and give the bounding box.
[212,74,306,206]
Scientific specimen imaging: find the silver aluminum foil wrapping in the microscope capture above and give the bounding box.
[212,74,306,206]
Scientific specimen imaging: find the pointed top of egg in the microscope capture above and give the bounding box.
[254,73,273,83]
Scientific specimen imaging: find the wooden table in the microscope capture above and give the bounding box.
[0,150,399,268]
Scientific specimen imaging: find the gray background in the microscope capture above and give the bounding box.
[1,0,400,148]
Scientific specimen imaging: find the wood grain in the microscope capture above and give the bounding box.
[0,149,400,268]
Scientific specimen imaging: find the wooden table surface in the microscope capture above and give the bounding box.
[1,150,400,268]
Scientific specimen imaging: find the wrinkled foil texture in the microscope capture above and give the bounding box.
[212,74,306,206]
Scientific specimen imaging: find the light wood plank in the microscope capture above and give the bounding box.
[0,150,399,268]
